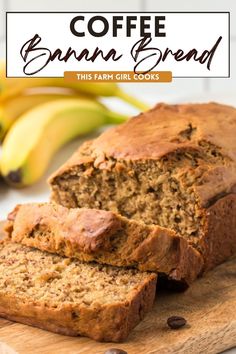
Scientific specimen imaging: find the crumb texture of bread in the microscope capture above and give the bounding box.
[6,203,203,285]
[0,242,157,342]
[49,103,236,270]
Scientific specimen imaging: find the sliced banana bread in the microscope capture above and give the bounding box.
[0,241,157,342]
[49,102,236,272]
[5,203,203,285]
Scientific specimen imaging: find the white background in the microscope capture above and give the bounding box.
[6,12,229,77]
[0,2,236,353]
[1,0,236,96]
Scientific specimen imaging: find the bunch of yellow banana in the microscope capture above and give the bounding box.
[0,60,148,188]
[0,61,148,110]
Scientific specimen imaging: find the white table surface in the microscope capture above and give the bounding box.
[0,88,235,353]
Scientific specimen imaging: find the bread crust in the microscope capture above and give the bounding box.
[48,102,236,277]
[202,194,236,270]
[0,279,156,342]
[7,203,122,253]
[49,102,236,206]
[0,242,157,342]
[6,203,203,285]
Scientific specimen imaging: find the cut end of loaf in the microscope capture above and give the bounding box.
[0,242,153,306]
[0,241,157,342]
[48,102,236,273]
[50,103,236,272]
[50,140,230,252]
[6,202,204,285]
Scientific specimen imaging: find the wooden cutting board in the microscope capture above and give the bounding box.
[0,221,236,354]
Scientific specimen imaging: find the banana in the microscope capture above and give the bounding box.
[0,62,149,111]
[0,91,90,140]
[0,59,5,92]
[0,98,127,187]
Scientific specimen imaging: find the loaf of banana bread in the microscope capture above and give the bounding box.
[0,241,156,342]
[6,203,203,285]
[49,102,236,272]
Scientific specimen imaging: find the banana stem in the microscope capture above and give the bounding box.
[116,89,150,112]
[105,110,129,125]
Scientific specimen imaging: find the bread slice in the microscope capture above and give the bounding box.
[6,203,203,286]
[0,241,156,342]
[49,102,236,272]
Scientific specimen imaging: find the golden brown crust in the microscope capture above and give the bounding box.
[90,102,236,161]
[133,228,203,282]
[0,242,157,342]
[6,203,203,285]
[49,102,236,189]
[48,102,236,276]
[0,277,157,342]
[201,194,236,271]
[49,103,236,216]
[7,203,122,253]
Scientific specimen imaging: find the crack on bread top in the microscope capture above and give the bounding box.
[171,123,197,143]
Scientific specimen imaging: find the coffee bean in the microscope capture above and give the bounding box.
[104,349,127,354]
[167,316,187,329]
